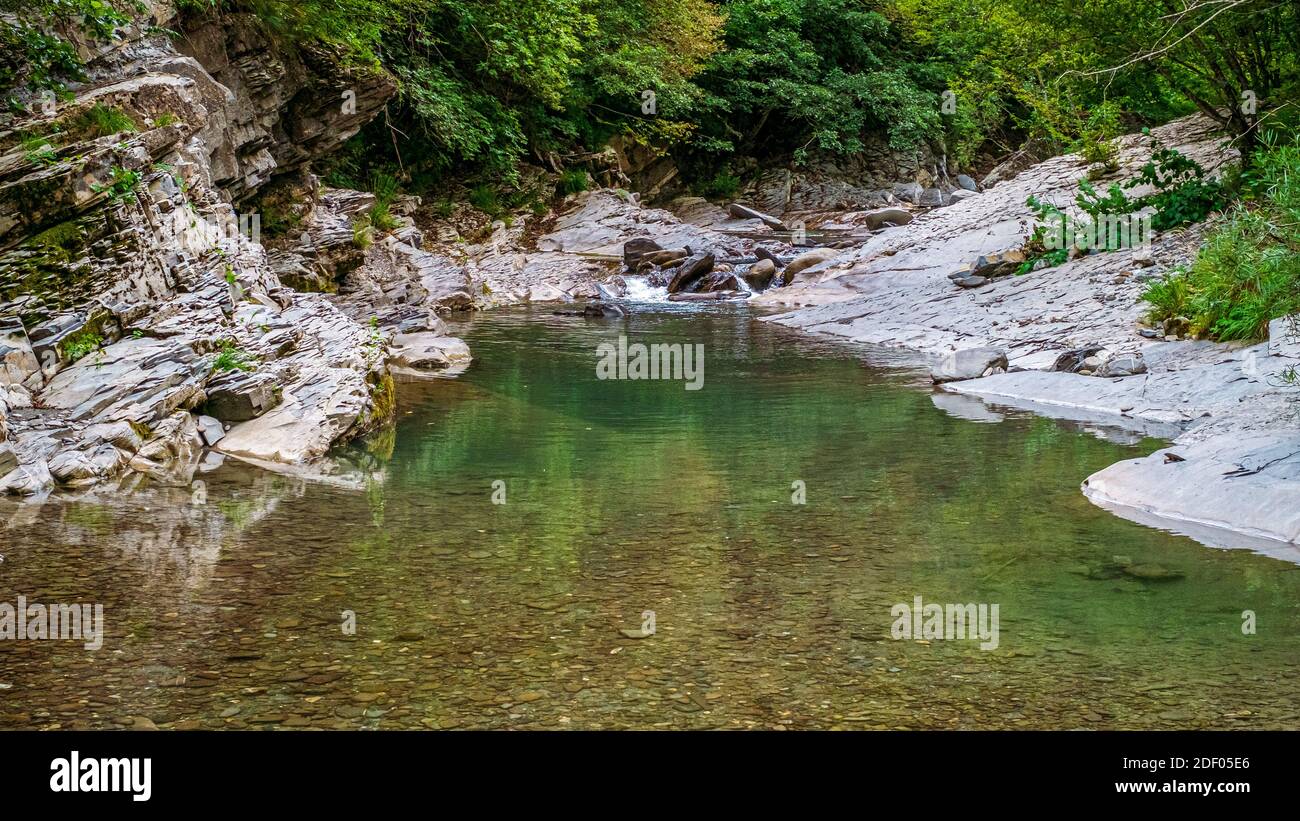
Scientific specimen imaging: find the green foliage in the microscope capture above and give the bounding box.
[696,170,741,201]
[352,216,374,248]
[1077,102,1122,171]
[556,169,589,196]
[66,103,138,139]
[1,1,131,99]
[1125,129,1225,231]
[366,171,401,231]
[212,342,256,373]
[1022,135,1227,273]
[24,138,59,166]
[61,328,102,363]
[90,165,141,201]
[1074,179,1136,222]
[1142,141,1300,340]
[690,0,941,163]
[468,184,502,217]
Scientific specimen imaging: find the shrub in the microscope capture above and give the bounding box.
[697,171,740,201]
[1124,129,1225,230]
[556,169,589,196]
[66,103,137,140]
[61,329,102,363]
[468,184,501,217]
[1141,141,1300,340]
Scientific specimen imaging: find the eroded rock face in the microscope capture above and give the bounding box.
[738,137,952,220]
[173,12,396,200]
[0,5,466,495]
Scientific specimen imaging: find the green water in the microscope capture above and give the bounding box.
[2,304,1299,729]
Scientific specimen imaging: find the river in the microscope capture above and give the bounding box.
[2,304,1298,729]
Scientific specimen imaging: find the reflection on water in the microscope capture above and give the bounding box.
[2,305,1299,730]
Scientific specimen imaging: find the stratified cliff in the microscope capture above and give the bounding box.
[0,5,469,494]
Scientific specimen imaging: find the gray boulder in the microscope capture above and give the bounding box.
[781,248,840,285]
[623,237,663,270]
[203,370,282,423]
[892,182,924,205]
[1095,352,1148,378]
[197,414,227,447]
[1051,346,1107,373]
[667,253,716,294]
[931,348,1009,384]
[919,188,946,207]
[860,207,913,230]
[389,333,473,370]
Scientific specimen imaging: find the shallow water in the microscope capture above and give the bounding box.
[2,304,1299,730]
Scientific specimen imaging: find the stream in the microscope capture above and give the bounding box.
[2,303,1299,729]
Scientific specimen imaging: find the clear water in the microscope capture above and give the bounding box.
[2,304,1298,730]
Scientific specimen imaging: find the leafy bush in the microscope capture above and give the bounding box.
[697,170,740,201]
[1021,136,1225,272]
[1142,141,1300,340]
[1124,129,1225,230]
[1,1,134,106]
[556,169,589,196]
[90,165,142,201]
[61,329,102,363]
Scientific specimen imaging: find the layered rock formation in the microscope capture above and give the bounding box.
[0,5,467,496]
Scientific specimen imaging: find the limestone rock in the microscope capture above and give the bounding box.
[931,348,1009,384]
[389,333,472,372]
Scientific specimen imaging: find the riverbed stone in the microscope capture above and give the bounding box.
[781,248,841,285]
[930,347,1009,383]
[389,333,473,372]
[727,203,785,230]
[667,253,716,294]
[743,259,777,291]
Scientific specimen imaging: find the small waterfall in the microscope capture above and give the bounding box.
[620,276,671,302]
[619,262,758,303]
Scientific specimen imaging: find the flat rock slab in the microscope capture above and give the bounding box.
[1084,434,1300,551]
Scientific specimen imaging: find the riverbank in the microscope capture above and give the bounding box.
[752,115,1300,551]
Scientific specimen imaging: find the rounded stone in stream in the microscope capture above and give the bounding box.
[1122,564,1185,581]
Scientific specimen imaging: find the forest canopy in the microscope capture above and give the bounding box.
[7,0,1299,188]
